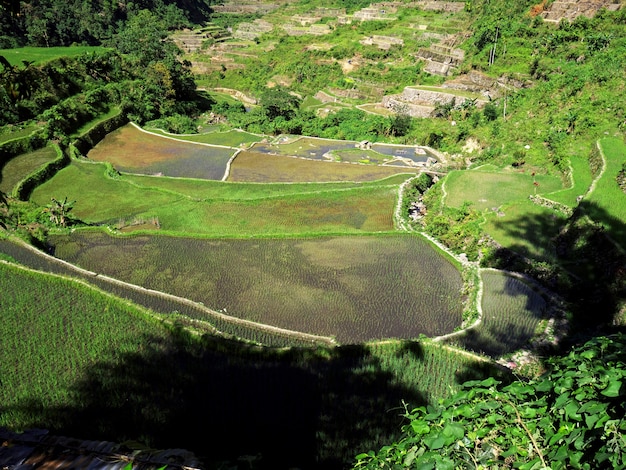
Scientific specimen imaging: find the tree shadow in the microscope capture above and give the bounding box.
[488,199,626,346]
[4,330,438,470]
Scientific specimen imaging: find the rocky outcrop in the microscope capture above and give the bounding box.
[540,0,622,23]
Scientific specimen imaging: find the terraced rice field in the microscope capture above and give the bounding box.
[87,124,236,180]
[0,146,57,193]
[444,169,564,211]
[450,270,547,358]
[228,151,418,182]
[49,232,464,343]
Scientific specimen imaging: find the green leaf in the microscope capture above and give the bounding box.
[423,435,446,450]
[517,457,544,470]
[600,379,622,397]
[404,448,417,466]
[580,349,597,360]
[552,445,570,462]
[411,421,430,435]
[442,422,464,439]
[565,400,582,420]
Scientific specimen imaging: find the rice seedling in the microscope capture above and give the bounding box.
[228,151,418,182]
[48,232,465,343]
[146,128,263,147]
[0,260,174,430]
[0,145,57,193]
[448,270,547,358]
[31,161,400,235]
[87,124,237,180]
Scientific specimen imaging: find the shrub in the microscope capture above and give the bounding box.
[355,334,626,470]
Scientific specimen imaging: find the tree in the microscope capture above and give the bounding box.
[389,108,412,137]
[44,197,75,228]
[260,86,301,120]
[108,10,179,67]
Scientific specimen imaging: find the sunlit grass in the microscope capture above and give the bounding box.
[444,169,564,211]
[31,160,399,235]
[0,145,57,194]
[585,137,626,249]
[0,261,172,429]
[0,46,107,65]
[482,200,567,261]
[547,152,593,207]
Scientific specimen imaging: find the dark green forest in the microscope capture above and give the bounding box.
[0,0,211,47]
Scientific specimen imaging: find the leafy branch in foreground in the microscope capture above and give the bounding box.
[354,333,626,470]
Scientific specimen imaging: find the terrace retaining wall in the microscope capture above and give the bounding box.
[72,113,129,156]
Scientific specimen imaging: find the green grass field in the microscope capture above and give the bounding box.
[71,106,121,138]
[547,152,594,207]
[30,160,399,235]
[585,137,626,249]
[0,125,40,144]
[0,46,107,65]
[443,169,564,211]
[0,260,172,429]
[482,199,568,261]
[0,145,57,194]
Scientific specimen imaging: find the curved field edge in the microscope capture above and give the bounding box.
[446,269,564,362]
[0,237,334,347]
[0,255,508,466]
[47,232,465,343]
[30,161,401,236]
[584,137,626,249]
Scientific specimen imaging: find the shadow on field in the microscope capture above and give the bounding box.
[7,330,432,470]
[489,200,626,345]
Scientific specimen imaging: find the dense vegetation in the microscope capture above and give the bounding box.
[356,333,626,469]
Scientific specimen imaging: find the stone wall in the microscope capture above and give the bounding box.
[541,0,622,23]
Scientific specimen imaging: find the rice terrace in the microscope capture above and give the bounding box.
[1,1,626,468]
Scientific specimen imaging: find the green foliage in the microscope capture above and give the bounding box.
[355,333,626,470]
[145,114,198,134]
[260,86,302,121]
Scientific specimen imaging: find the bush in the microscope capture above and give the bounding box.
[355,334,626,470]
